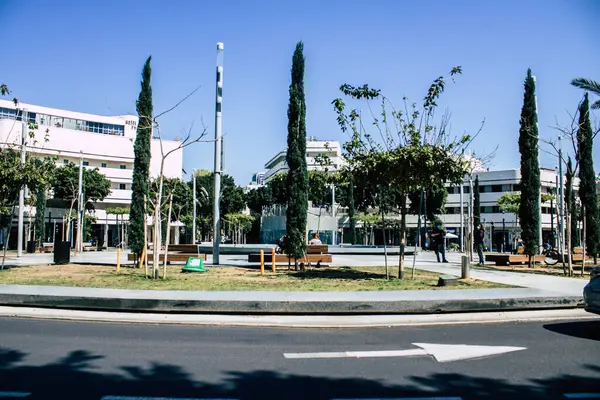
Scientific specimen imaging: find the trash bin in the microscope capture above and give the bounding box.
[54,241,71,265]
[27,240,36,254]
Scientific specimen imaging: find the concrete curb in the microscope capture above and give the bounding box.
[0,306,593,328]
[0,285,584,315]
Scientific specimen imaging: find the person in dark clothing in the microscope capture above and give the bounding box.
[474,224,485,265]
[431,223,448,263]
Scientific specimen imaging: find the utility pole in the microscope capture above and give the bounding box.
[212,42,224,264]
[469,175,474,261]
[17,109,27,257]
[192,169,197,244]
[459,182,464,252]
[75,151,84,252]
[330,184,336,245]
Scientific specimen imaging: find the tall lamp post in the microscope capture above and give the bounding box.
[502,212,506,253]
[490,221,495,252]
[212,42,224,264]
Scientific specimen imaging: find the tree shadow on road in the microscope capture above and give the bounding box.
[543,320,600,341]
[0,347,599,399]
[0,348,600,400]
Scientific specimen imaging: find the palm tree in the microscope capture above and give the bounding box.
[571,78,600,109]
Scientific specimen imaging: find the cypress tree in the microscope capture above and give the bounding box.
[474,175,481,226]
[285,42,308,268]
[129,56,153,257]
[34,187,46,247]
[518,69,541,259]
[577,93,600,258]
[565,157,579,248]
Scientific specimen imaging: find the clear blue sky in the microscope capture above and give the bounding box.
[2,0,599,185]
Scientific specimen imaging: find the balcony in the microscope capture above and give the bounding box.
[104,189,132,204]
[98,167,133,181]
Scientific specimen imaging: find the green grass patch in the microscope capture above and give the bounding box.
[0,264,514,291]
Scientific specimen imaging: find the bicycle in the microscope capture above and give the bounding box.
[540,245,559,266]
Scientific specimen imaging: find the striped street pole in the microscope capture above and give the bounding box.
[212,42,224,265]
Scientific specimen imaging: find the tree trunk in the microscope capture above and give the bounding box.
[152,168,165,279]
[398,191,407,279]
[163,194,173,279]
[1,203,17,270]
[567,211,573,277]
[65,201,76,246]
[143,196,149,277]
[582,206,586,276]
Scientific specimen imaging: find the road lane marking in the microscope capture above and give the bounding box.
[332,398,463,399]
[564,395,600,399]
[101,397,238,400]
[285,343,526,362]
[0,393,31,398]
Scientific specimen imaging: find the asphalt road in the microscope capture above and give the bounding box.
[0,317,599,400]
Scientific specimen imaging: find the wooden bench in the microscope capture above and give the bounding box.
[485,254,546,266]
[247,253,333,264]
[167,244,201,253]
[127,253,207,263]
[247,244,332,265]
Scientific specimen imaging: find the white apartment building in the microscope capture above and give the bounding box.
[262,137,345,182]
[434,167,577,251]
[246,171,266,191]
[0,99,183,249]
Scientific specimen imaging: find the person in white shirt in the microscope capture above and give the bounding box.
[309,233,322,245]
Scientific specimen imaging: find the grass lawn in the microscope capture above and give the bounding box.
[0,264,514,291]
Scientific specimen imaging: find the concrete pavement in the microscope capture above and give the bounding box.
[0,306,592,327]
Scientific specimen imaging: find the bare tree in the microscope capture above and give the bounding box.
[148,120,211,278]
[547,99,600,275]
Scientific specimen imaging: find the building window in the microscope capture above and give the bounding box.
[119,165,126,170]
[491,185,502,192]
[119,183,126,190]
[101,163,107,168]
[463,186,470,194]
[0,108,35,123]
[82,161,89,166]
[63,159,69,164]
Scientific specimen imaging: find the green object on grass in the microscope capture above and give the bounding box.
[182,257,208,273]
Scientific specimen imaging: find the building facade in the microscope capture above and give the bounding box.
[262,137,345,182]
[0,99,183,249]
[433,168,576,251]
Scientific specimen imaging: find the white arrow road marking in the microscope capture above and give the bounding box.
[284,342,526,362]
[564,395,600,399]
[0,393,31,398]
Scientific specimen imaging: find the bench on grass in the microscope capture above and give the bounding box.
[247,244,332,266]
[127,253,207,263]
[484,254,546,266]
